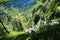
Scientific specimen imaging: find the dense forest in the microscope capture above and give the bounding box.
[0,0,60,40]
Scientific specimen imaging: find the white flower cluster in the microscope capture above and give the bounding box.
[25,28,35,33]
[50,20,59,25]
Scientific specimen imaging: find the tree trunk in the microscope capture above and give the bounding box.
[0,19,9,33]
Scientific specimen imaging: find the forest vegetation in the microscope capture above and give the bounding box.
[0,0,60,40]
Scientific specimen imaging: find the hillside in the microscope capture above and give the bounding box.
[5,0,37,11]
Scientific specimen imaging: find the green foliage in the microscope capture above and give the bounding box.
[0,0,60,40]
[0,0,10,6]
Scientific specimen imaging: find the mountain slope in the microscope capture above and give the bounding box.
[5,0,37,10]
